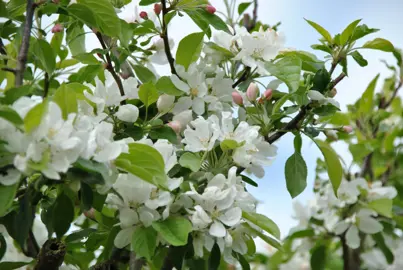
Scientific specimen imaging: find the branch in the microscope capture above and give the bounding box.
[380,80,402,109]
[1,67,16,74]
[43,72,49,98]
[232,67,251,88]
[340,234,361,270]
[0,39,8,65]
[249,0,258,31]
[34,239,66,270]
[95,32,126,101]
[329,72,346,89]
[102,35,135,79]
[15,0,36,87]
[129,253,145,270]
[160,0,178,76]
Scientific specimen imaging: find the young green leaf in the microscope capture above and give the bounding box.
[0,261,33,270]
[131,226,158,260]
[359,74,379,114]
[285,152,308,198]
[176,32,204,70]
[304,19,332,44]
[372,233,394,264]
[53,84,78,120]
[368,198,393,218]
[363,38,394,52]
[24,102,46,133]
[179,152,202,172]
[149,126,178,144]
[208,243,221,270]
[265,56,302,92]
[152,216,192,246]
[242,212,281,239]
[315,140,343,195]
[138,82,159,107]
[156,76,184,96]
[350,51,368,67]
[340,19,361,45]
[310,245,327,270]
[0,183,18,217]
[133,65,157,83]
[0,105,23,127]
[52,192,75,238]
[220,139,240,151]
[350,24,379,42]
[238,2,252,15]
[33,39,56,75]
[245,223,282,251]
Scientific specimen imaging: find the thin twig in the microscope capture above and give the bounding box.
[95,32,126,102]
[1,67,16,74]
[381,80,402,109]
[160,0,178,76]
[15,0,36,87]
[232,67,251,88]
[0,39,8,65]
[43,72,49,97]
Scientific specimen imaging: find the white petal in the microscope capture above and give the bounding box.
[0,169,21,186]
[307,90,325,101]
[209,221,226,238]
[172,97,192,115]
[119,208,139,228]
[358,217,383,234]
[114,227,135,248]
[334,221,350,235]
[346,225,360,249]
[170,75,190,92]
[192,98,205,115]
[218,207,242,227]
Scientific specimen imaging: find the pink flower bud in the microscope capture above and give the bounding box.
[263,88,273,100]
[206,5,216,14]
[84,208,95,220]
[51,24,63,33]
[139,11,148,19]
[343,126,353,133]
[154,4,162,15]
[232,91,243,106]
[246,82,259,101]
[168,121,181,134]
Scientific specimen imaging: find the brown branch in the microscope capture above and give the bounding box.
[34,239,66,270]
[1,67,16,74]
[95,32,126,102]
[329,72,346,89]
[15,0,36,87]
[43,72,49,97]
[102,35,135,79]
[160,0,178,76]
[340,235,361,270]
[232,67,251,88]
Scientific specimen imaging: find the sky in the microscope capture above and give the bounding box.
[3,0,403,253]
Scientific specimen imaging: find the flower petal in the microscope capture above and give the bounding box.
[346,225,360,249]
[218,207,242,227]
[209,221,226,238]
[114,227,135,248]
[358,217,383,234]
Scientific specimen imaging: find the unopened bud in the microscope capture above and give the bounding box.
[157,94,175,113]
[116,104,139,122]
[325,130,338,141]
[263,88,273,100]
[329,88,337,98]
[84,208,95,220]
[246,82,259,101]
[154,4,162,15]
[342,126,353,133]
[51,23,63,33]
[168,121,181,134]
[206,5,216,14]
[232,91,243,106]
[139,11,148,20]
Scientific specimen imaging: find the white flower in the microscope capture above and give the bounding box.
[334,209,383,249]
[337,178,368,205]
[367,182,397,201]
[115,104,139,122]
[307,90,340,108]
[182,116,220,152]
[150,38,174,65]
[205,70,234,112]
[0,168,21,186]
[172,110,193,132]
[122,77,140,100]
[171,64,209,115]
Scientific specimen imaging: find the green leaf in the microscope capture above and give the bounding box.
[187,9,229,34]
[0,233,6,260]
[53,84,78,119]
[285,152,307,198]
[272,93,291,114]
[1,85,33,105]
[0,105,23,127]
[315,140,343,195]
[68,4,97,28]
[372,233,394,264]
[0,183,18,217]
[240,175,258,187]
[73,53,99,65]
[185,9,212,38]
[133,65,156,83]
[238,2,252,15]
[350,51,368,67]
[245,223,282,251]
[305,19,332,43]
[0,1,8,17]
[80,182,93,211]
[220,139,240,151]
[66,23,86,56]
[149,126,178,144]
[152,216,192,246]
[179,152,202,172]
[287,229,315,240]
[56,59,79,69]
[359,74,379,114]
[138,82,159,107]
[0,261,33,270]
[310,245,327,270]
[340,19,361,45]
[368,198,393,218]
[242,212,280,239]
[78,0,121,37]
[311,44,332,54]
[277,50,324,73]
[156,76,184,96]
[119,19,133,47]
[208,243,221,270]
[350,24,379,42]
[131,226,157,260]
[65,228,97,243]
[52,192,75,238]
[294,134,302,153]
[24,102,46,133]
[265,56,302,92]
[33,39,56,74]
[312,68,331,93]
[176,32,204,70]
[139,0,160,5]
[115,143,167,188]
[363,38,394,52]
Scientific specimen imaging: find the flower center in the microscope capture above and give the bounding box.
[190,88,199,97]
[48,128,57,139]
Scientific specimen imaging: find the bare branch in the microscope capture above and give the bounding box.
[232,67,251,88]
[1,67,16,74]
[160,0,178,76]
[34,239,66,270]
[15,0,36,87]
